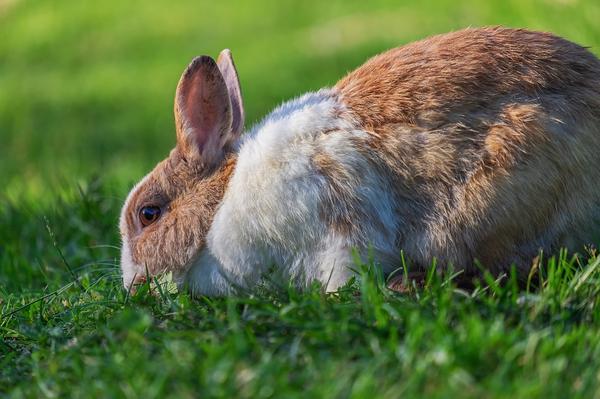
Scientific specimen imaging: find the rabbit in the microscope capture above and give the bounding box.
[119,27,600,296]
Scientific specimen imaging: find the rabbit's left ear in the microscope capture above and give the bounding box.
[217,49,245,138]
[174,55,234,166]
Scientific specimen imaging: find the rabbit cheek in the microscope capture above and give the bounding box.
[122,221,170,288]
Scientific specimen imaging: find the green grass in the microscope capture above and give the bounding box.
[2,0,600,397]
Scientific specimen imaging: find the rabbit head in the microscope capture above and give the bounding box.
[119,50,244,290]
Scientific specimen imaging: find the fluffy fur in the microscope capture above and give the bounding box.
[120,27,600,296]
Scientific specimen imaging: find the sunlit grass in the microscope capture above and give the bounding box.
[3,181,600,397]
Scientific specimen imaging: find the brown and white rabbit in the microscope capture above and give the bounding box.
[119,27,600,296]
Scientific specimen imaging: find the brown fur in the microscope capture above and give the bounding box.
[123,28,600,291]
[120,50,244,287]
[335,27,600,274]
[121,151,236,276]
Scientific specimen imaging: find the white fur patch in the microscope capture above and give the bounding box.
[120,240,137,289]
[178,248,235,297]
[184,89,401,294]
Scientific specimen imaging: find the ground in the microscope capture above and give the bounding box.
[2,0,600,397]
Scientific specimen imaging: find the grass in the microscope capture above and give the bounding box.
[2,0,600,397]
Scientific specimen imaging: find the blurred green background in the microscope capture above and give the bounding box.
[1,0,599,198]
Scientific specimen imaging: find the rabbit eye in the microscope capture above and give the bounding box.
[139,206,161,227]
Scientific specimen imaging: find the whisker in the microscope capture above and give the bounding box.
[72,261,120,273]
[89,244,121,251]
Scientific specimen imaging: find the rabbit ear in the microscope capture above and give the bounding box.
[217,49,245,137]
[174,56,233,166]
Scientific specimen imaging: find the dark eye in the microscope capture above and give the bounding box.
[139,206,161,227]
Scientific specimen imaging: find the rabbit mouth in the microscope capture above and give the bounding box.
[121,241,179,294]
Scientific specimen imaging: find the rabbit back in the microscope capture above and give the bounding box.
[334,27,600,273]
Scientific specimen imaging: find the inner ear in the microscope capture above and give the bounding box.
[174,56,233,166]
